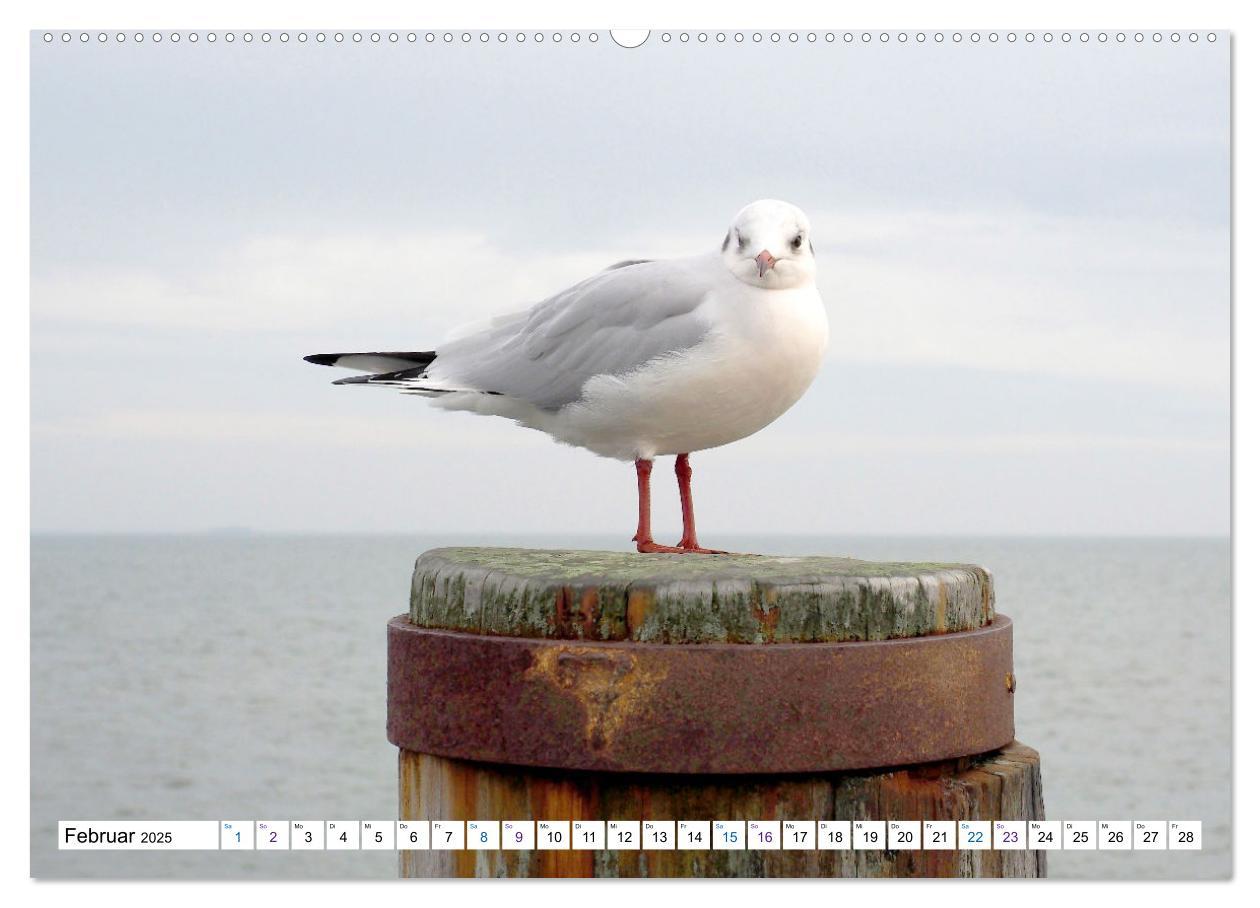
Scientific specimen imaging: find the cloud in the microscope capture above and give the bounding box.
[31,406,549,450]
[32,405,1226,461]
[737,428,1227,457]
[811,208,1228,394]
[31,231,634,334]
[32,205,1228,398]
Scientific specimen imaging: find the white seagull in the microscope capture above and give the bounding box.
[306,199,828,553]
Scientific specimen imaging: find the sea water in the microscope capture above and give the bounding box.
[30,534,1231,880]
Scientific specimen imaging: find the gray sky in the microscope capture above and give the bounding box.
[31,33,1230,535]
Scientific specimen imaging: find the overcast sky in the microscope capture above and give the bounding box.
[30,32,1230,536]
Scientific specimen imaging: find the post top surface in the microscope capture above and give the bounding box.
[411,547,995,643]
[419,546,975,582]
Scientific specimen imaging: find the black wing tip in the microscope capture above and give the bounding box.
[305,351,437,367]
[332,365,429,386]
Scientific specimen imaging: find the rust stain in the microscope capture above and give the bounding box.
[389,615,1015,774]
[400,743,1043,878]
[446,757,481,877]
[550,586,568,637]
[578,587,599,639]
[530,772,595,877]
[525,645,666,751]
[626,588,655,638]
[537,840,591,877]
[1005,672,1016,693]
[754,586,780,639]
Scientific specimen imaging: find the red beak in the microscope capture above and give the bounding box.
[755,250,777,277]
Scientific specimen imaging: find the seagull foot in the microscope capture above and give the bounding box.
[677,542,730,555]
[635,540,685,554]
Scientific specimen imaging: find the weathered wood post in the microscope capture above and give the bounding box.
[389,548,1045,878]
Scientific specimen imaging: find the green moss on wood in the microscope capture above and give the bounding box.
[410,548,995,643]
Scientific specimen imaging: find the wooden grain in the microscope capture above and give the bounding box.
[398,743,1046,878]
[411,547,995,643]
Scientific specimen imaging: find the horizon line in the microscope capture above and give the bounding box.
[28,529,1232,540]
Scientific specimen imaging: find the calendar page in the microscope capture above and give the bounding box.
[26,3,1231,889]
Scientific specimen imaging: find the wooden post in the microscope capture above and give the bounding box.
[391,548,1046,878]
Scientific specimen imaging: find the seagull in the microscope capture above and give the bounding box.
[306,199,828,553]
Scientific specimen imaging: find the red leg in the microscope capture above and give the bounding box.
[633,458,682,554]
[675,454,728,554]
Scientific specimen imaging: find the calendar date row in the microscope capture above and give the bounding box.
[59,820,1203,852]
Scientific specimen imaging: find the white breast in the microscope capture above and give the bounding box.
[553,284,829,460]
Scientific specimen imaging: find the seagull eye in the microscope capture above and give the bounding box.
[735,231,746,251]
[791,234,803,250]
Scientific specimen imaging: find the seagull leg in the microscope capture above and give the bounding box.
[675,454,728,554]
[633,458,683,554]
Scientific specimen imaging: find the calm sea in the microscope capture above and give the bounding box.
[30,534,1231,880]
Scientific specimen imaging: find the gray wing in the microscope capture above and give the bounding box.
[430,256,720,410]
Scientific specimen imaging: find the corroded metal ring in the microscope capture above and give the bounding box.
[387,614,1015,775]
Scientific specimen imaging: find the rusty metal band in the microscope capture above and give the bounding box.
[387,614,1015,775]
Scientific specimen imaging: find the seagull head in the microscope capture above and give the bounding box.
[720,199,817,289]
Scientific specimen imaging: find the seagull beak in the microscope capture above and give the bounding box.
[755,250,777,277]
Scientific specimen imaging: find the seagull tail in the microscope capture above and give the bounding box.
[305,351,497,397]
